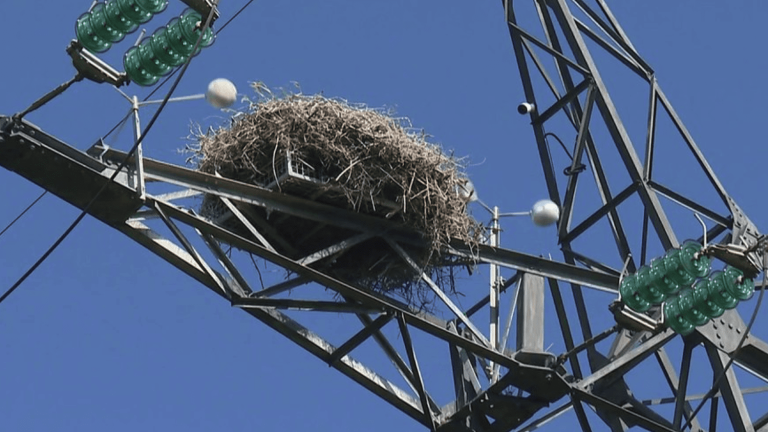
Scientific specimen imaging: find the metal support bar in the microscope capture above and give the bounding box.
[578,329,675,390]
[218,194,275,251]
[516,273,546,352]
[397,314,437,431]
[233,298,383,314]
[706,343,754,432]
[572,388,676,432]
[328,313,393,366]
[388,240,491,347]
[298,233,373,266]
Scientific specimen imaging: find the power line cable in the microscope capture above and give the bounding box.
[0,2,220,306]
[0,191,48,240]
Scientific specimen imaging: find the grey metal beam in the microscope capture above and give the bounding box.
[706,344,754,432]
[218,194,275,251]
[114,220,430,426]
[328,313,393,367]
[532,78,592,126]
[233,298,383,314]
[449,242,619,292]
[505,1,563,207]
[649,180,731,227]
[250,276,308,298]
[573,18,646,79]
[298,233,373,266]
[397,314,437,431]
[465,272,521,318]
[549,0,678,250]
[578,329,675,390]
[573,388,676,432]
[516,273,545,352]
[96,147,424,247]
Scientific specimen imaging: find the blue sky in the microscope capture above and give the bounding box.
[1,1,768,431]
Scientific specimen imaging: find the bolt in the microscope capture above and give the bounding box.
[720,342,725,348]
[713,323,718,329]
[716,333,721,339]
[545,374,553,382]
[729,323,734,329]
[720,319,725,325]
[737,328,742,334]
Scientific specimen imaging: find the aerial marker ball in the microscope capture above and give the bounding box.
[531,199,560,227]
[206,78,238,108]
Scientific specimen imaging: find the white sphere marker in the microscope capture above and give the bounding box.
[531,199,560,227]
[206,78,238,108]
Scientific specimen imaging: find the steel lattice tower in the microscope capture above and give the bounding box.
[1,1,767,431]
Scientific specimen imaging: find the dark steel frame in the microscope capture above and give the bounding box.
[1,0,767,431]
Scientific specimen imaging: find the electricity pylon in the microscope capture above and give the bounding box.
[1,1,767,431]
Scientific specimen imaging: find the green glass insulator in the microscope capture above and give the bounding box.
[620,275,651,312]
[650,259,679,296]
[103,0,139,34]
[722,266,755,301]
[692,278,724,318]
[89,3,125,43]
[708,271,739,310]
[664,248,697,286]
[635,265,665,304]
[76,11,112,53]
[677,289,709,326]
[137,40,173,76]
[149,26,186,67]
[124,45,161,86]
[678,241,711,278]
[115,0,154,24]
[135,0,169,14]
[664,297,695,335]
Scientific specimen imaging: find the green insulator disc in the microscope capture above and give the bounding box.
[708,271,739,310]
[664,298,695,335]
[90,3,126,43]
[135,0,169,14]
[103,0,139,34]
[115,0,153,25]
[678,289,709,326]
[620,275,650,312]
[76,11,112,53]
[679,240,711,278]
[723,266,755,301]
[149,27,186,67]
[124,46,160,86]
[165,17,196,57]
[136,40,172,76]
[692,278,724,318]
[635,266,665,304]
[178,9,215,52]
[664,249,696,286]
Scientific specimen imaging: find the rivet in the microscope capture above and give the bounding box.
[728,323,733,329]
[720,342,725,348]
[720,319,725,325]
[737,328,742,334]
[713,323,718,329]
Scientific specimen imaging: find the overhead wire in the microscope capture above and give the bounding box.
[0,191,48,241]
[0,1,221,306]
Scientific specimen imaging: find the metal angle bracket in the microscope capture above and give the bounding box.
[180,0,220,22]
[66,41,127,86]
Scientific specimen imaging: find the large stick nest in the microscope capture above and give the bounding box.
[188,85,481,303]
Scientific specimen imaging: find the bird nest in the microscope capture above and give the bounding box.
[188,85,481,306]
